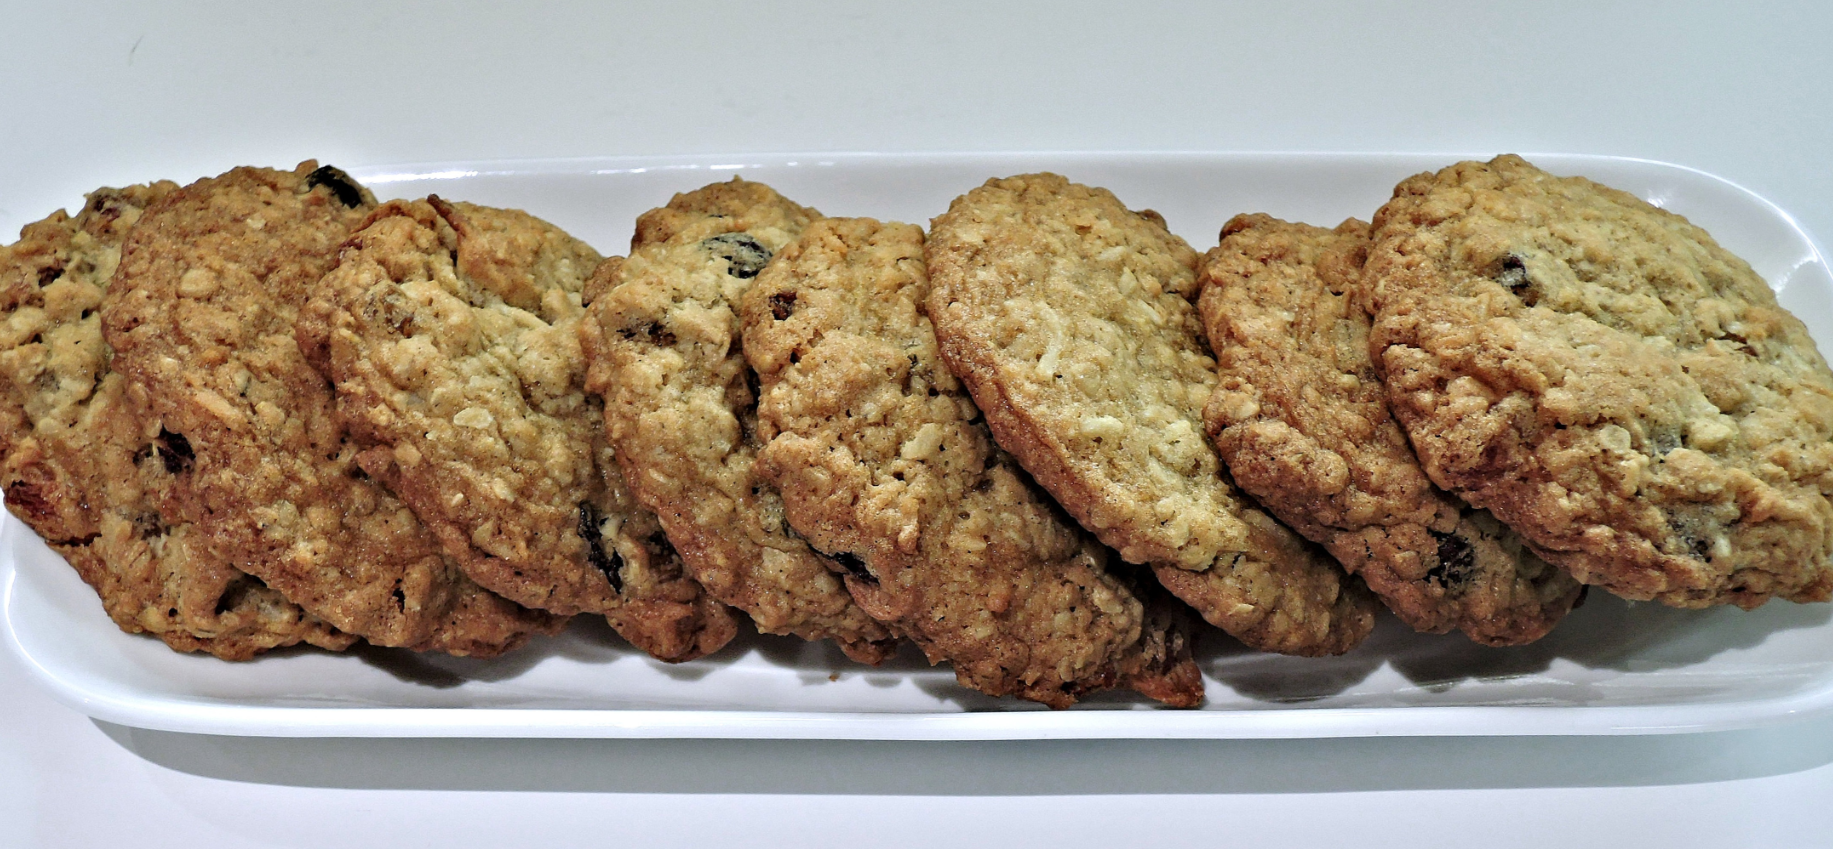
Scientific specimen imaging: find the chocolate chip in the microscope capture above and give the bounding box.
[702,233,772,279]
[618,321,676,347]
[304,165,367,208]
[1427,529,1476,589]
[1667,515,1713,561]
[1669,527,1712,560]
[36,263,63,288]
[769,290,798,320]
[1495,254,1538,307]
[132,509,167,539]
[155,428,194,474]
[578,501,624,592]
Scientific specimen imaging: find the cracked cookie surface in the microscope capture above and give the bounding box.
[103,163,557,654]
[0,183,352,659]
[742,217,1202,706]
[299,197,734,661]
[925,173,1376,656]
[1200,213,1583,645]
[581,179,898,663]
[1364,154,1833,608]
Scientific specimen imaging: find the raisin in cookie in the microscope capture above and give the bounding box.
[742,217,1202,707]
[103,163,558,654]
[299,197,735,661]
[0,184,352,659]
[926,173,1376,656]
[1200,213,1583,645]
[581,179,898,663]
[1363,154,1833,608]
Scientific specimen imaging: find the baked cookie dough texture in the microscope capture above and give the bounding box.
[11,150,1825,690]
[1363,155,1833,609]
[741,215,1202,706]
[299,197,735,662]
[1199,213,1583,645]
[925,173,1378,656]
[102,164,558,657]
[0,181,353,659]
[581,179,899,664]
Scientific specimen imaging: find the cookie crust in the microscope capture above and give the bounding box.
[581,179,898,663]
[1200,213,1582,645]
[103,163,557,654]
[300,198,734,661]
[925,173,1376,656]
[1364,155,1833,608]
[742,217,1202,706]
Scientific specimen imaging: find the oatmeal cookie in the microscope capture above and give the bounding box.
[580,179,898,663]
[1364,154,1833,608]
[0,185,352,659]
[926,173,1376,656]
[102,163,558,654]
[1200,213,1583,645]
[299,197,734,661]
[742,217,1202,706]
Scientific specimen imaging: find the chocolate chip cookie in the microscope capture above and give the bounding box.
[580,179,899,663]
[299,197,735,661]
[1200,213,1584,645]
[0,184,352,659]
[103,163,558,654]
[1363,155,1833,608]
[742,216,1203,706]
[926,173,1376,656]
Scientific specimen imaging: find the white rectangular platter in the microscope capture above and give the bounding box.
[7,152,1833,739]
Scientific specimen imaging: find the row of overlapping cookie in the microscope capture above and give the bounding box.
[3,155,1828,709]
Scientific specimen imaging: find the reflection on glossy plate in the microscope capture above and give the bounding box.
[6,152,1833,739]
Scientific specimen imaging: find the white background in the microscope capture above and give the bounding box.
[4,2,1833,846]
